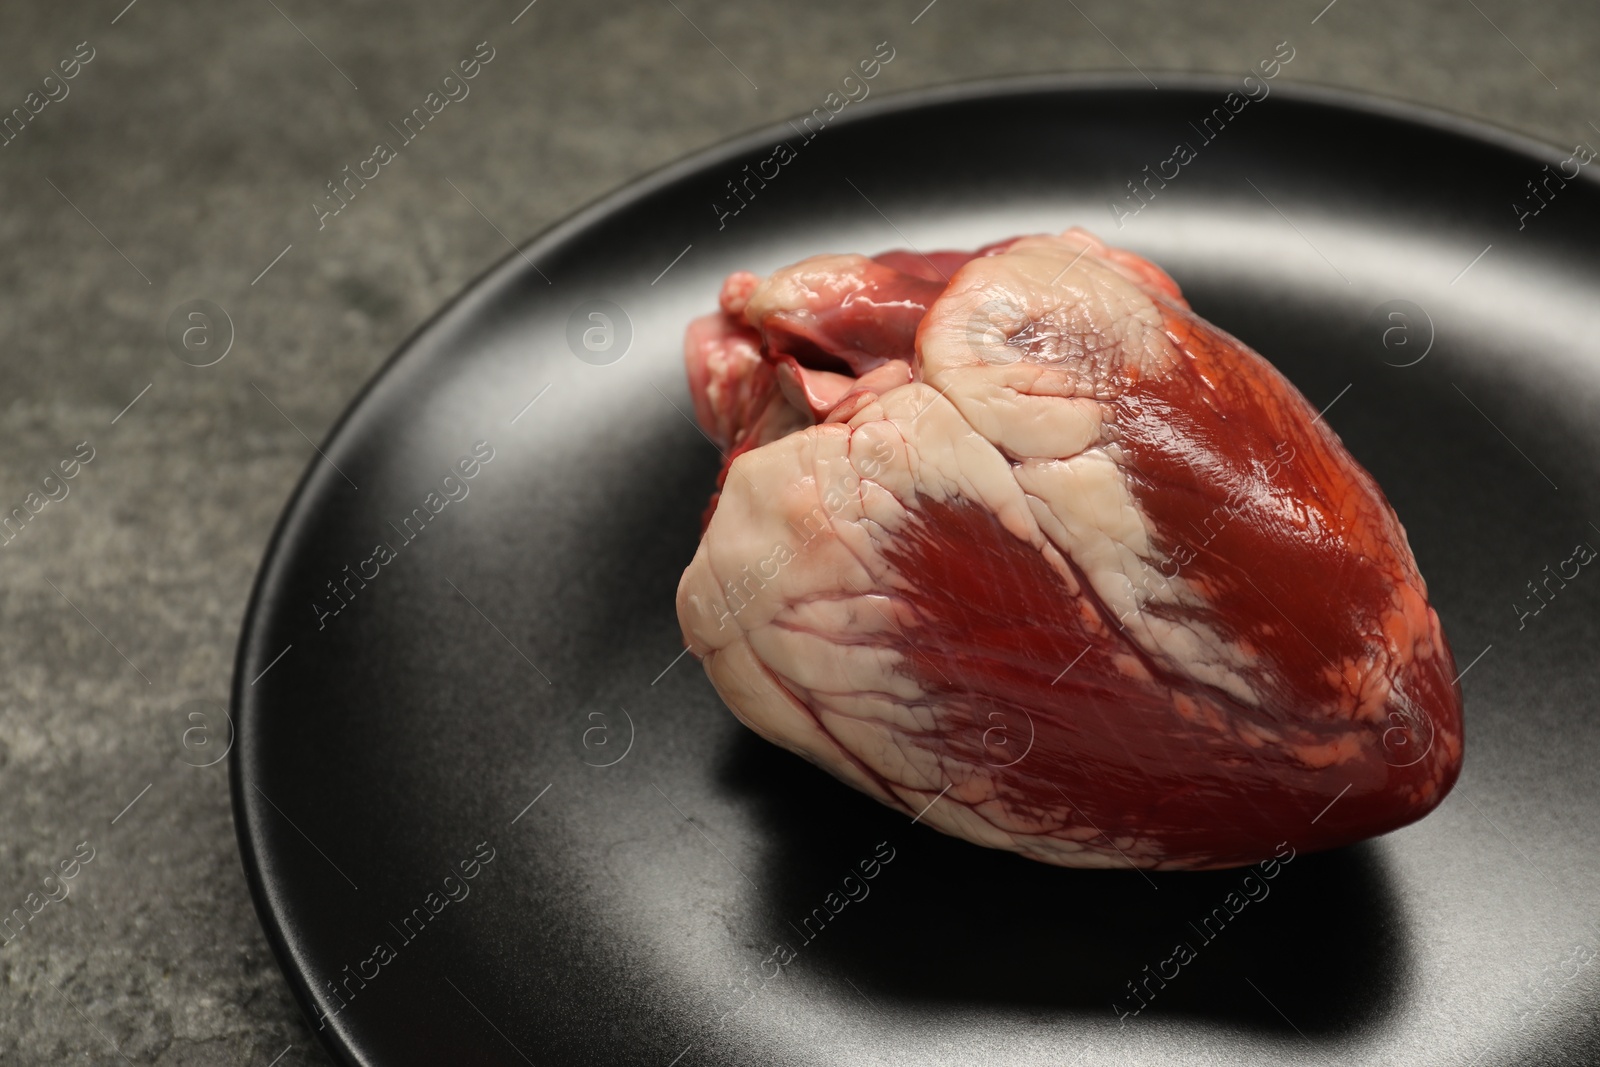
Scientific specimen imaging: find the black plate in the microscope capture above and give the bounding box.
[232,75,1600,1066]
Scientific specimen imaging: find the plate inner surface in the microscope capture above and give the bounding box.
[233,77,1600,1067]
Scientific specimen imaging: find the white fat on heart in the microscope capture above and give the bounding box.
[918,233,1175,462]
[849,383,1081,591]
[817,691,942,734]
[907,783,1020,851]
[697,639,905,810]
[816,708,946,792]
[747,623,923,701]
[743,253,879,325]
[770,593,912,641]
[1016,446,1260,705]
[682,422,883,648]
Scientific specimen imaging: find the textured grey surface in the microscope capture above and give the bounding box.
[0,0,1593,1062]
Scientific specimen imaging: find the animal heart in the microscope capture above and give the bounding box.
[676,229,1462,871]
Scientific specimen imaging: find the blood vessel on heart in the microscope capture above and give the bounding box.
[675,228,1463,871]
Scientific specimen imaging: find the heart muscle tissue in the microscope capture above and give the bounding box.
[674,228,1463,871]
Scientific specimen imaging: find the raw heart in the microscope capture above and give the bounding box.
[676,228,1462,871]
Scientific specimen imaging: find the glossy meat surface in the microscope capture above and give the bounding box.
[676,229,1462,870]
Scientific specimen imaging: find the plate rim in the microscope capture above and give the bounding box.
[227,71,1586,1066]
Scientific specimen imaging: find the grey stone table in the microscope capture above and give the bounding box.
[0,0,1592,1062]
